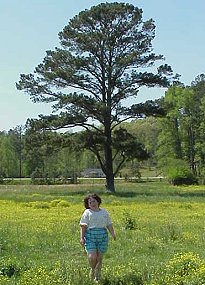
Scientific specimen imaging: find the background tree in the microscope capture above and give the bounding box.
[191,74,205,179]
[0,131,19,178]
[17,3,175,192]
[8,126,25,178]
[123,116,161,168]
[156,86,184,169]
[157,75,205,183]
[23,124,67,178]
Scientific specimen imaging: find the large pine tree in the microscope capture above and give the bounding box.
[17,3,175,192]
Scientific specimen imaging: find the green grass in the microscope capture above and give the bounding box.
[0,181,205,284]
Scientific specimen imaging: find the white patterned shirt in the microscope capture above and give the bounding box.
[80,208,112,229]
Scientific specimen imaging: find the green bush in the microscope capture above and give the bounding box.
[122,211,136,230]
[163,159,197,185]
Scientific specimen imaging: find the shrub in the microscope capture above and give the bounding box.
[122,211,136,230]
[163,158,197,185]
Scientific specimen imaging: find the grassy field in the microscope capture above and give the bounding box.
[0,181,205,284]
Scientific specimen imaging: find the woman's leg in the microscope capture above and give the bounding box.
[95,251,103,280]
[87,251,98,279]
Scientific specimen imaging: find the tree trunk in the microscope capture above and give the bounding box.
[104,145,115,192]
[188,125,196,176]
[173,118,182,159]
[104,124,115,193]
[105,171,115,193]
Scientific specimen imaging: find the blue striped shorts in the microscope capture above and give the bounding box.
[85,228,108,253]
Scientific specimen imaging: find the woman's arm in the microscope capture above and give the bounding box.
[80,225,87,246]
[107,224,116,240]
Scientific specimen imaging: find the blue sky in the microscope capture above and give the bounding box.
[0,0,204,131]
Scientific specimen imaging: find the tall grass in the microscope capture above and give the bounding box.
[0,181,205,284]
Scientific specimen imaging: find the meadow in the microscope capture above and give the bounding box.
[0,181,205,284]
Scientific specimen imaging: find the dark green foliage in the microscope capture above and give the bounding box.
[0,265,19,278]
[101,274,143,285]
[0,258,21,278]
[113,128,149,161]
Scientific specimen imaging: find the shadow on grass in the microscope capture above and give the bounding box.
[175,191,205,198]
[101,274,143,285]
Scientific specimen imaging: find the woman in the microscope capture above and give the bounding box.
[80,193,116,282]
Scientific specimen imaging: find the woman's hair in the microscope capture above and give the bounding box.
[84,193,102,209]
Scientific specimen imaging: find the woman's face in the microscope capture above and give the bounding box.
[88,197,99,211]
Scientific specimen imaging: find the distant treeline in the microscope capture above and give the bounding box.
[1,75,205,185]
